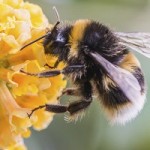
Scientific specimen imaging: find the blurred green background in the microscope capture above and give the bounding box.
[25,0,150,150]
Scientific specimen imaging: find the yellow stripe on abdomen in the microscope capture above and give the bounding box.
[119,52,141,73]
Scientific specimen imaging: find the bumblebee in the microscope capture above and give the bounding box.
[20,18,148,124]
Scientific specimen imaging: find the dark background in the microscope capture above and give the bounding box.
[25,0,150,150]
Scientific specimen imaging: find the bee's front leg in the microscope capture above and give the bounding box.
[44,59,60,69]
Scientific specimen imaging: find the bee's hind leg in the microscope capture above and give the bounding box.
[28,82,93,120]
[27,104,68,118]
[66,81,93,116]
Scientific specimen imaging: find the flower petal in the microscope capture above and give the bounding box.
[0,1,67,149]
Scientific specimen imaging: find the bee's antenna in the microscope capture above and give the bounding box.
[52,6,60,30]
[20,34,47,51]
[53,6,60,22]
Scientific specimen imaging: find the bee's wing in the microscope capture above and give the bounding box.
[115,32,150,58]
[89,52,144,103]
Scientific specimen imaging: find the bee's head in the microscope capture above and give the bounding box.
[43,21,67,56]
[20,8,68,57]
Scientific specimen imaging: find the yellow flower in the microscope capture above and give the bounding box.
[0,0,66,149]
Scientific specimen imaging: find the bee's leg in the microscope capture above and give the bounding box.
[44,59,60,69]
[62,88,79,96]
[57,88,79,100]
[27,104,67,118]
[45,97,92,117]
[20,65,85,78]
[20,69,62,78]
[67,98,92,116]
[66,81,93,115]
[28,82,92,118]
[46,82,92,117]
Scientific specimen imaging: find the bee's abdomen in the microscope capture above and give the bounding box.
[94,51,145,124]
[97,52,145,100]
[95,73,129,108]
